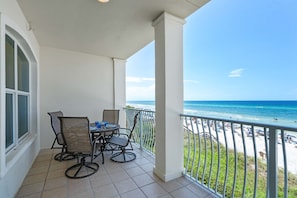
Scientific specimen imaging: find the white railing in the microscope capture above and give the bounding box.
[181,114,297,198]
[124,108,297,197]
[124,108,155,155]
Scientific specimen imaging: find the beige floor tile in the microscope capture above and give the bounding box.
[158,180,183,193]
[160,195,174,198]
[27,166,49,176]
[32,160,51,168]
[109,170,130,182]
[132,173,155,187]
[46,168,65,179]
[41,186,68,198]
[90,174,113,188]
[174,176,192,186]
[120,161,138,169]
[121,188,147,198]
[141,182,168,198]
[17,182,45,197]
[170,187,199,198]
[35,154,52,162]
[114,178,138,193]
[49,161,68,171]
[68,178,92,196]
[68,190,94,198]
[44,176,67,190]
[93,184,119,198]
[140,163,154,172]
[125,166,145,177]
[186,183,214,197]
[104,163,124,175]
[22,172,47,185]
[134,157,150,166]
[16,192,42,198]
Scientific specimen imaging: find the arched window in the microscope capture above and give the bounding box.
[5,33,31,151]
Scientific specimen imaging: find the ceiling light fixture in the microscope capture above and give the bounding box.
[97,0,110,3]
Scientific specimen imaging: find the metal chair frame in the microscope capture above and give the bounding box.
[108,112,140,163]
[48,111,75,161]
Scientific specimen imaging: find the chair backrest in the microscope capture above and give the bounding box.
[48,111,64,145]
[128,112,140,139]
[102,109,119,124]
[59,117,92,153]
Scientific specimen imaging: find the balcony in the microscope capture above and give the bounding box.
[16,108,297,197]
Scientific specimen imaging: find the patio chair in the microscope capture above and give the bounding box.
[102,109,120,140]
[102,109,120,124]
[59,117,104,179]
[48,111,75,161]
[108,111,140,163]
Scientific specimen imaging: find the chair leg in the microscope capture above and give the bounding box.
[65,156,99,179]
[51,138,57,149]
[110,147,136,163]
[54,146,76,161]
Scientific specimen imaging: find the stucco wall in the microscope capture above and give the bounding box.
[0,0,40,197]
[40,47,115,148]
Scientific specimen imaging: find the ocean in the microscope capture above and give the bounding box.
[126,100,297,127]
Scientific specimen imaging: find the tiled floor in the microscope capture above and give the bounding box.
[16,146,217,198]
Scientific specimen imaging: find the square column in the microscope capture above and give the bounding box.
[152,12,185,182]
[113,58,126,127]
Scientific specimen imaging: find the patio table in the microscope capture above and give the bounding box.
[90,123,119,143]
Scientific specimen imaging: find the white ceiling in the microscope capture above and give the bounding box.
[17,0,209,59]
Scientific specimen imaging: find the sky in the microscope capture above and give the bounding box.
[126,0,297,101]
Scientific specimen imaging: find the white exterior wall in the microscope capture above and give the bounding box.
[40,47,116,148]
[0,0,40,197]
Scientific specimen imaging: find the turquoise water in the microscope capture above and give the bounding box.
[127,100,297,127]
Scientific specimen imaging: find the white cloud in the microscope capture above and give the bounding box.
[126,76,154,83]
[127,84,155,100]
[228,68,245,77]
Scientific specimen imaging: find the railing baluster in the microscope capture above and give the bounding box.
[251,125,258,198]
[207,120,214,189]
[139,110,143,150]
[241,124,247,198]
[214,120,220,193]
[281,130,288,198]
[195,118,202,181]
[184,116,191,176]
[268,127,278,198]
[264,127,269,198]
[223,121,229,197]
[201,119,207,185]
[231,122,238,198]
[190,116,197,178]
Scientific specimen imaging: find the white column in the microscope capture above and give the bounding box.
[113,58,126,127]
[152,12,185,182]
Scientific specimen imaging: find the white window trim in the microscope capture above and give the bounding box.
[5,33,31,153]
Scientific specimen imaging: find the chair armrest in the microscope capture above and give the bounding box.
[116,128,132,136]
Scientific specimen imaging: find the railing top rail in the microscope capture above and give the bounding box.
[180,113,297,131]
[124,107,155,113]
